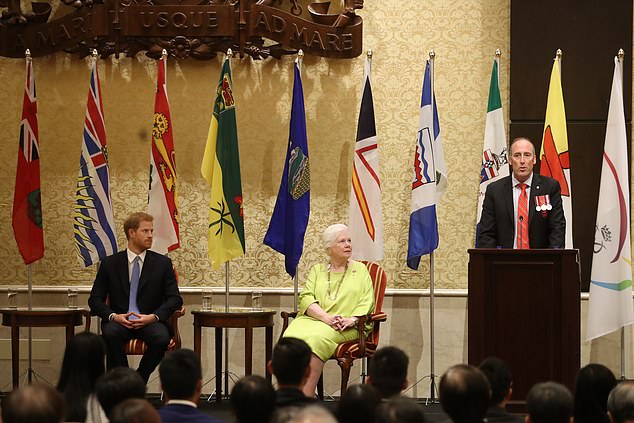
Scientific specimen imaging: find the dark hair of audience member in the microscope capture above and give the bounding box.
[109,398,161,423]
[56,331,107,422]
[336,384,381,423]
[607,381,634,423]
[439,364,490,423]
[159,348,202,400]
[272,337,312,386]
[375,397,426,423]
[95,367,147,418]
[1,383,65,423]
[478,356,513,406]
[526,382,573,423]
[231,375,276,423]
[574,363,616,423]
[368,346,409,398]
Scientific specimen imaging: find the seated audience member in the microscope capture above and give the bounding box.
[95,367,147,420]
[526,382,573,423]
[269,337,317,408]
[57,331,107,423]
[231,375,276,423]
[375,397,427,423]
[574,363,617,423]
[439,364,490,423]
[290,405,338,423]
[1,383,65,423]
[109,398,161,423]
[367,346,409,398]
[158,348,224,423]
[608,381,634,423]
[478,357,523,423]
[336,383,381,423]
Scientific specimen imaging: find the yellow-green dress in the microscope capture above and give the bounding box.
[283,260,374,361]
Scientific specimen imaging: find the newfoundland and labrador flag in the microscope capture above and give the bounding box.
[201,56,245,269]
[13,54,44,265]
[586,56,634,341]
[148,54,180,254]
[264,59,310,278]
[73,60,118,267]
[407,60,447,270]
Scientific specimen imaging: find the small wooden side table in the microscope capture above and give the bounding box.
[192,307,275,402]
[0,307,90,388]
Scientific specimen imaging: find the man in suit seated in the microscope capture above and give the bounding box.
[477,137,565,249]
[89,212,183,383]
[268,337,317,408]
[526,382,573,423]
[478,357,523,423]
[158,349,223,423]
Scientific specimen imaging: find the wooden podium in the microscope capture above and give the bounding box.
[467,249,580,401]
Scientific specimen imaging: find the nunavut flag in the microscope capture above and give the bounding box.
[540,56,573,248]
[13,54,44,265]
[201,55,245,269]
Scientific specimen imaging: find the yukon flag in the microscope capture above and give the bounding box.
[540,55,573,248]
[148,53,180,254]
[407,60,447,270]
[586,55,634,341]
[201,54,245,268]
[349,53,383,261]
[476,54,508,245]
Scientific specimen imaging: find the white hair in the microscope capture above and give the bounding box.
[290,405,337,423]
[322,224,348,251]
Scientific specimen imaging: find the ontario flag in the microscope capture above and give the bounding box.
[73,59,118,267]
[586,55,634,341]
[148,53,180,254]
[540,55,573,248]
[13,54,44,265]
[349,53,383,262]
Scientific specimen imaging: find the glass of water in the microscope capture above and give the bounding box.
[68,288,78,309]
[251,291,263,310]
[7,288,18,308]
[202,289,213,311]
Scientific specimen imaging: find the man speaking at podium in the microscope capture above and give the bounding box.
[477,137,565,249]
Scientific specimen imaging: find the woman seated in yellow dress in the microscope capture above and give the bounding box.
[283,223,375,397]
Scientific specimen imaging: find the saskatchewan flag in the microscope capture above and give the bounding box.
[201,57,245,268]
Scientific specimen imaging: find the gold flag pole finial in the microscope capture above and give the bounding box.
[297,49,304,72]
[367,49,373,59]
[92,49,98,58]
[162,49,168,59]
[495,48,501,58]
[618,48,625,61]
[556,49,562,60]
[429,49,435,60]
[25,49,31,59]
[227,48,233,58]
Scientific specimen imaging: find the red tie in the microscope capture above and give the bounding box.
[517,183,530,249]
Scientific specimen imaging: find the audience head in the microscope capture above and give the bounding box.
[270,337,312,387]
[95,367,146,418]
[478,356,514,407]
[56,331,107,422]
[231,375,276,423]
[439,364,490,423]
[608,381,634,423]
[526,382,573,423]
[109,398,160,423]
[290,405,337,423]
[375,396,426,423]
[574,363,617,423]
[159,348,202,402]
[368,346,409,398]
[336,384,381,423]
[1,383,65,423]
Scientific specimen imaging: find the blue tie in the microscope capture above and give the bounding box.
[128,256,141,319]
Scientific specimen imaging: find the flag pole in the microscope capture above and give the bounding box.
[617,47,627,380]
[223,47,233,399]
[428,48,438,403]
[292,48,304,314]
[555,48,562,75]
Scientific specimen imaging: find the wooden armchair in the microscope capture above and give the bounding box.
[280,260,388,398]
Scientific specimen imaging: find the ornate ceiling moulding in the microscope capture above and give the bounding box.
[0,0,364,60]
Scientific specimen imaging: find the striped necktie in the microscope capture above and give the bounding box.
[517,183,530,249]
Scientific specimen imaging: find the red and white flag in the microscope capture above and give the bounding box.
[148,53,180,254]
[13,53,44,265]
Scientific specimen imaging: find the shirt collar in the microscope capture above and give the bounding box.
[166,399,197,408]
[127,248,147,264]
[512,172,533,188]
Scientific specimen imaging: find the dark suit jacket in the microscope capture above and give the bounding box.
[484,405,524,423]
[88,250,182,326]
[158,403,225,423]
[477,174,565,249]
[275,387,317,408]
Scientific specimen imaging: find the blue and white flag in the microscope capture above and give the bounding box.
[263,59,310,278]
[407,60,447,270]
[73,60,118,267]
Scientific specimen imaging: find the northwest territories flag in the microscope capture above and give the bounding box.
[407,60,447,270]
[73,59,118,267]
[586,56,634,341]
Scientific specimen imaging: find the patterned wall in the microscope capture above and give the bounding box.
[0,0,510,289]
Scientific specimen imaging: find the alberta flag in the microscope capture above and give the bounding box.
[407,60,447,270]
[476,56,508,245]
[73,59,118,267]
[586,56,634,341]
[264,59,310,278]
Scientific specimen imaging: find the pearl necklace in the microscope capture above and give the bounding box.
[327,262,349,301]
